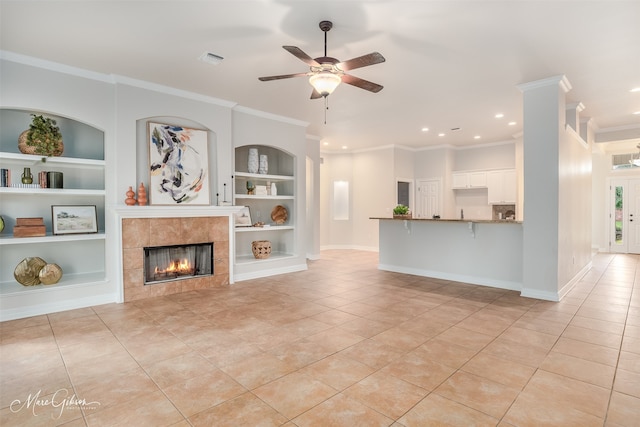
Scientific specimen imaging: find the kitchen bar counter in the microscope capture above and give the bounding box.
[372,217,524,292]
[370,217,522,224]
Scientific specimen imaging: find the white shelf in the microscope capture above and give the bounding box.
[0,187,105,196]
[0,272,107,296]
[0,152,105,167]
[235,252,296,265]
[234,172,293,182]
[235,225,294,233]
[0,232,106,245]
[234,194,294,200]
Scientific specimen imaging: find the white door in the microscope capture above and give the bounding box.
[416,179,441,218]
[610,178,640,254]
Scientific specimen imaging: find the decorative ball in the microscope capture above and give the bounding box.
[14,257,47,286]
[39,263,63,285]
[271,205,288,225]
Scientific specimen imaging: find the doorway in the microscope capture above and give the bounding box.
[610,178,640,254]
[416,178,442,219]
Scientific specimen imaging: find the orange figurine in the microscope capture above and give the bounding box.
[125,186,136,206]
[137,182,147,206]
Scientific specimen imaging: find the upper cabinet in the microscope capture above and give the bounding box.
[487,169,516,204]
[452,171,487,189]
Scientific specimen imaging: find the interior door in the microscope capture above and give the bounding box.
[417,179,441,218]
[610,178,640,254]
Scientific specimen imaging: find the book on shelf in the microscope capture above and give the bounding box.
[0,168,10,187]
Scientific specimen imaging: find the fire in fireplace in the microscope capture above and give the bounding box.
[144,242,213,285]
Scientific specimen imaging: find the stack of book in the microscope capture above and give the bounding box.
[13,217,46,237]
[0,168,11,187]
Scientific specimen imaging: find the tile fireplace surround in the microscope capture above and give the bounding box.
[116,207,240,302]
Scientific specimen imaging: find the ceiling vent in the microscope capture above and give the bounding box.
[198,52,224,65]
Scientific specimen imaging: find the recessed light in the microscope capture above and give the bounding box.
[508,121,517,126]
[631,87,640,93]
[421,127,429,132]
[634,111,640,115]
[341,145,348,149]
[474,135,481,139]
[495,113,504,118]
[323,142,329,146]
[198,51,224,65]
[438,133,445,137]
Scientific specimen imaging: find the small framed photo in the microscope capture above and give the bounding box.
[52,205,98,235]
[234,206,252,227]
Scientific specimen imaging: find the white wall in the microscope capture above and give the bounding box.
[320,152,354,248]
[454,142,515,171]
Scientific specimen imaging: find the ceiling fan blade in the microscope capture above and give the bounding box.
[341,74,384,93]
[283,46,320,67]
[337,52,385,71]
[258,72,309,81]
[310,89,323,99]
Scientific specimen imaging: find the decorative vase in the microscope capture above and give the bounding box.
[125,186,136,206]
[137,182,147,206]
[258,155,268,174]
[21,167,33,184]
[246,180,255,195]
[251,240,272,259]
[18,129,64,157]
[248,148,259,174]
[47,171,63,188]
[270,182,277,196]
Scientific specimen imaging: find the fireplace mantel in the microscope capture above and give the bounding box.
[115,205,242,302]
[115,205,242,219]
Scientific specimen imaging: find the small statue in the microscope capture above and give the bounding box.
[137,182,147,206]
[125,186,136,206]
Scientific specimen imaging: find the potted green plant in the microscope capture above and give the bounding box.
[18,114,64,157]
[393,204,411,219]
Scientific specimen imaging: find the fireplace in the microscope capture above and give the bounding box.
[144,242,213,285]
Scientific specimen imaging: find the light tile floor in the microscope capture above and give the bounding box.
[1,250,639,426]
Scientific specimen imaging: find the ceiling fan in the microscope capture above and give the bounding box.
[258,20,385,99]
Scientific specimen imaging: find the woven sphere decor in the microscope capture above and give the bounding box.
[251,240,272,259]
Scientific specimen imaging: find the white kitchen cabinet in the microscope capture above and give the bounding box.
[487,169,516,204]
[452,171,487,189]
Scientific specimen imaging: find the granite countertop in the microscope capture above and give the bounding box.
[370,217,523,224]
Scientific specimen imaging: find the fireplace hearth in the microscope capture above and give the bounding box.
[144,242,213,285]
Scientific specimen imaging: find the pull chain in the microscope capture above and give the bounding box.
[324,96,329,124]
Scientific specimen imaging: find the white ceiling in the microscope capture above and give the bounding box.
[1,1,639,152]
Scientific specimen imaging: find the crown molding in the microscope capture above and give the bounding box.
[517,74,572,93]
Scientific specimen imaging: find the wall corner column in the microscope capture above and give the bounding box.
[517,75,571,301]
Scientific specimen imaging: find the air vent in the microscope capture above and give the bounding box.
[198,52,224,65]
[612,153,640,169]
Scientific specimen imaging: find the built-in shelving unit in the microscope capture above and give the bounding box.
[0,109,106,297]
[233,145,297,274]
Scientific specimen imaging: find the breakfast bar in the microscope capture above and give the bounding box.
[372,217,524,291]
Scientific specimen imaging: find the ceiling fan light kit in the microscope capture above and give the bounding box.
[258,20,385,99]
[308,72,342,96]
